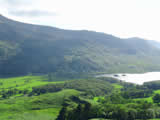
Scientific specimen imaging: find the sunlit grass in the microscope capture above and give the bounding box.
[112,84,123,89]
[0,89,80,120]
[0,75,65,92]
[133,96,153,103]
[154,89,160,94]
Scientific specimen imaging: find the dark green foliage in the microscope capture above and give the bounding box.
[30,79,113,97]
[144,81,160,90]
[153,94,160,103]
[108,93,126,104]
[120,84,153,99]
[57,97,91,120]
[57,96,158,120]
[137,109,155,120]
[0,88,25,98]
[57,107,67,120]
[55,78,160,120]
[2,93,8,98]
[122,88,153,99]
[111,106,128,120]
[64,79,113,97]
[96,77,121,83]
[31,83,63,95]
[127,109,137,120]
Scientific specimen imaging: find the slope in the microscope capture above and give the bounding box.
[0,15,160,76]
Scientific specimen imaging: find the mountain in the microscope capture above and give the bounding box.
[0,14,160,76]
[148,40,160,49]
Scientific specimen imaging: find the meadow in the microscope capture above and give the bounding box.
[1,75,160,120]
[0,75,79,120]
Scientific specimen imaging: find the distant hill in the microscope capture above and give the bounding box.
[0,15,160,76]
[148,40,160,49]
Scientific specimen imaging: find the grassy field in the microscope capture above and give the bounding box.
[0,75,66,92]
[0,89,80,120]
[0,75,81,120]
[1,75,160,120]
[112,84,123,89]
[133,96,153,103]
[154,89,160,94]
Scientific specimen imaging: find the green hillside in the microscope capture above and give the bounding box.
[1,15,160,76]
[1,14,160,119]
[0,75,114,120]
[0,75,160,120]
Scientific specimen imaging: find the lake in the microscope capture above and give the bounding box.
[96,72,160,85]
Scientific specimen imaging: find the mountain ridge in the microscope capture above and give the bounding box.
[0,15,160,76]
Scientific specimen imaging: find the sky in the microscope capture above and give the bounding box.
[0,0,160,41]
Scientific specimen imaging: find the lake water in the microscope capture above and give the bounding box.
[96,72,160,85]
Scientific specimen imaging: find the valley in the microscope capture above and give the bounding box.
[0,15,160,120]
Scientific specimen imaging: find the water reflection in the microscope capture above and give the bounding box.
[97,72,160,85]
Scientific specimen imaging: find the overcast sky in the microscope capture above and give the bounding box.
[0,0,160,41]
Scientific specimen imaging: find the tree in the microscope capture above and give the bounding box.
[153,94,160,103]
[112,106,128,120]
[57,106,67,120]
[127,109,137,120]
[2,93,8,99]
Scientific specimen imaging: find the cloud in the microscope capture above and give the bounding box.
[0,0,160,41]
[1,0,33,7]
[8,10,57,17]
[0,0,57,18]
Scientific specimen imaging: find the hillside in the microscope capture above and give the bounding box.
[1,15,160,76]
[1,75,160,120]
